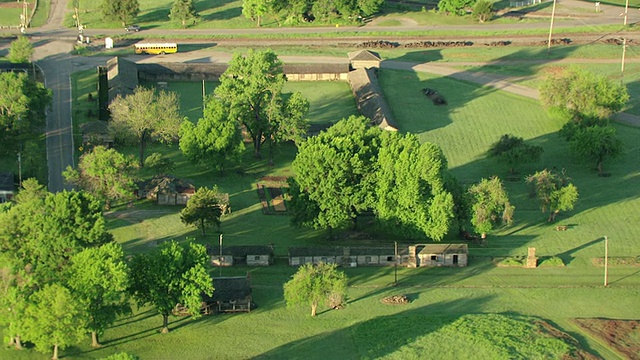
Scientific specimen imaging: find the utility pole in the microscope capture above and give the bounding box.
[394,241,398,286]
[19,0,28,34]
[621,0,629,83]
[547,0,557,55]
[219,234,223,276]
[603,236,608,287]
[17,152,22,188]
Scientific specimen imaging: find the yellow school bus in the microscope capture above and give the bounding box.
[134,43,178,55]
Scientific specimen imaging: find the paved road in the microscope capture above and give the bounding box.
[6,0,640,192]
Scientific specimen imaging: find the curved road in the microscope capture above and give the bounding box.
[4,0,640,192]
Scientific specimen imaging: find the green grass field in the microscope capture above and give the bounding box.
[3,45,640,359]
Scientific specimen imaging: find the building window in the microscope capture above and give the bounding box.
[254,256,260,261]
[365,256,371,263]
[387,256,394,262]
[431,255,437,261]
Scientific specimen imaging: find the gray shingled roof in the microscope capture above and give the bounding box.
[348,50,382,61]
[419,244,468,255]
[0,173,15,192]
[204,277,251,303]
[348,68,398,131]
[289,247,344,257]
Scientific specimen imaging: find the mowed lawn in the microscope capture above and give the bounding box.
[2,65,639,359]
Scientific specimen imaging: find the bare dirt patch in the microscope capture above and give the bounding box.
[537,320,602,360]
[573,318,640,359]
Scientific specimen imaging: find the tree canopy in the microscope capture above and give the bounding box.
[66,242,130,347]
[438,0,475,16]
[213,49,309,159]
[488,134,543,174]
[526,169,578,222]
[375,131,455,240]
[540,67,628,122]
[8,36,34,64]
[0,187,113,284]
[290,116,457,240]
[108,86,183,166]
[569,125,623,174]
[179,98,245,174]
[180,186,226,236]
[467,177,514,239]
[242,0,383,26]
[101,0,140,26]
[283,262,347,317]
[23,284,86,360]
[63,146,138,209]
[129,240,213,333]
[0,72,51,152]
[291,116,381,232]
[170,0,199,28]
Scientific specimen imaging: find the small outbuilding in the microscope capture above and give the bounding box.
[210,245,274,267]
[348,50,382,70]
[0,173,15,203]
[203,276,253,313]
[137,175,196,205]
[411,244,468,267]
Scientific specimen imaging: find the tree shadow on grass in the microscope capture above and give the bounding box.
[255,296,493,359]
[200,7,243,22]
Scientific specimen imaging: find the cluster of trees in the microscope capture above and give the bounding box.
[0,58,52,182]
[540,67,628,175]
[242,0,384,26]
[282,117,520,240]
[289,116,458,240]
[100,0,201,28]
[0,182,214,359]
[180,49,309,168]
[486,134,579,223]
[101,0,140,26]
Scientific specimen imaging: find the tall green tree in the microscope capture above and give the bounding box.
[108,86,183,166]
[0,253,31,350]
[144,152,176,175]
[180,187,226,236]
[467,177,514,240]
[438,0,475,16]
[8,36,34,64]
[0,188,112,285]
[101,0,140,26]
[526,169,579,222]
[170,0,199,28]
[214,49,309,159]
[179,99,245,174]
[540,67,628,122]
[129,240,213,333]
[375,131,455,240]
[291,116,381,232]
[283,262,347,317]
[569,125,623,175]
[23,284,86,360]
[63,146,138,209]
[472,0,493,22]
[488,134,543,175]
[0,72,51,152]
[242,0,270,26]
[66,242,130,348]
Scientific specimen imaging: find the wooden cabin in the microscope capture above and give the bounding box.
[202,276,253,313]
[210,245,274,267]
[411,244,468,267]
